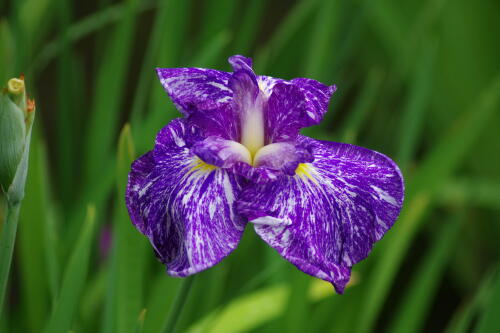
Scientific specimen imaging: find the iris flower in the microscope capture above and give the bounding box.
[126,55,404,293]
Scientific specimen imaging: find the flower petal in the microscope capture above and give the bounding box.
[192,136,251,168]
[228,55,254,72]
[237,137,404,292]
[156,67,238,139]
[126,119,246,276]
[291,78,337,124]
[265,80,336,143]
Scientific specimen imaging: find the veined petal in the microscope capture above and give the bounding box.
[229,69,266,155]
[265,80,336,143]
[228,55,254,73]
[156,67,238,139]
[126,119,246,276]
[237,137,404,293]
[291,78,336,124]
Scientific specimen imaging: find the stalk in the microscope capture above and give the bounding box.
[0,200,21,316]
[162,276,195,333]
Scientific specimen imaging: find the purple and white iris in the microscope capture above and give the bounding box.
[126,55,404,293]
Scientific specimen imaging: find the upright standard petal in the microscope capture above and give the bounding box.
[265,80,336,143]
[126,119,246,276]
[237,137,404,293]
[156,68,238,139]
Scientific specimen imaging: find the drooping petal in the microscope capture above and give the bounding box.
[237,137,404,293]
[156,67,239,139]
[126,118,246,276]
[265,81,336,143]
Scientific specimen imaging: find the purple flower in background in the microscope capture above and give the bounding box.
[126,55,404,293]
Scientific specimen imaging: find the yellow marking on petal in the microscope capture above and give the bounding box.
[295,163,318,183]
[189,158,217,174]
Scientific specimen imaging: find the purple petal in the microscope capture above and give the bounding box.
[156,67,238,139]
[265,83,310,142]
[237,137,404,293]
[192,136,251,168]
[291,78,337,124]
[257,76,284,98]
[265,80,336,143]
[126,119,246,276]
[228,55,254,72]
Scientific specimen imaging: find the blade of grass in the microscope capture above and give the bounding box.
[444,269,496,333]
[17,135,51,332]
[162,276,196,333]
[255,0,319,72]
[114,124,148,333]
[387,211,463,333]
[0,19,14,82]
[191,31,232,68]
[141,273,181,333]
[55,0,77,209]
[341,68,383,144]
[440,178,500,210]
[186,278,340,333]
[475,268,500,333]
[280,271,311,333]
[30,0,155,75]
[129,0,181,128]
[83,0,139,186]
[197,0,237,55]
[355,72,500,333]
[135,0,192,153]
[303,0,340,80]
[396,40,436,170]
[0,199,20,318]
[43,204,96,333]
[233,0,266,55]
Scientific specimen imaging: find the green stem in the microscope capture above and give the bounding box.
[0,200,21,317]
[162,276,195,333]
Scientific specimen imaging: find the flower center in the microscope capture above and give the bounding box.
[239,91,265,156]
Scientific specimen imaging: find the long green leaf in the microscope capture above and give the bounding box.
[387,211,463,333]
[43,204,96,333]
[114,124,147,333]
[475,269,500,333]
[83,0,139,184]
[355,73,500,333]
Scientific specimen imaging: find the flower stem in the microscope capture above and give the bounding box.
[162,276,195,333]
[0,200,21,317]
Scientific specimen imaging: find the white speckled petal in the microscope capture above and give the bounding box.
[126,119,246,276]
[156,67,239,139]
[237,137,404,293]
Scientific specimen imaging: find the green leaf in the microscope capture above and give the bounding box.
[113,124,148,333]
[355,72,500,333]
[255,0,319,72]
[83,0,140,186]
[186,284,289,333]
[387,212,463,333]
[444,270,495,333]
[475,270,500,333]
[396,40,436,170]
[43,204,96,333]
[303,0,340,80]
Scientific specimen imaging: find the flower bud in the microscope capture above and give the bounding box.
[0,76,35,192]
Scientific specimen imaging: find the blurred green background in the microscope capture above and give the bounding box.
[1,0,500,332]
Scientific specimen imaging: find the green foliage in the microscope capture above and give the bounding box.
[1,0,499,332]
